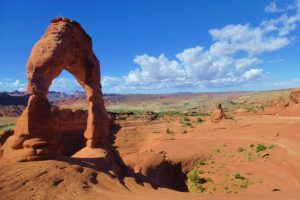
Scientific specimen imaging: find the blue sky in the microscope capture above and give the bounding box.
[0,0,299,94]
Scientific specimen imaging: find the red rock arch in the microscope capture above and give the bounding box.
[7,18,109,158]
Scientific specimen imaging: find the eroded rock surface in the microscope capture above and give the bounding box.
[1,17,109,162]
[210,103,226,122]
[289,89,300,106]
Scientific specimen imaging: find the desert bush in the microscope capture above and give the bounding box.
[187,169,209,192]
[166,128,174,135]
[268,144,276,149]
[183,117,190,121]
[256,144,267,152]
[196,160,206,166]
[234,173,245,180]
[246,107,257,113]
[197,117,204,123]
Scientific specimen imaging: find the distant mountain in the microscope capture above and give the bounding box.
[0,92,29,106]
[48,91,74,101]
[0,88,296,117]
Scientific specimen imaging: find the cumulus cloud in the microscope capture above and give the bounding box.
[50,77,83,93]
[102,1,300,93]
[265,1,300,13]
[265,2,284,13]
[0,79,25,92]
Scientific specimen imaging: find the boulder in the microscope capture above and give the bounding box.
[210,103,226,122]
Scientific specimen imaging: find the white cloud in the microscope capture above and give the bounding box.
[101,1,300,93]
[242,69,264,81]
[126,54,184,83]
[265,1,300,13]
[0,77,84,93]
[235,57,261,70]
[50,77,83,93]
[0,79,25,92]
[265,2,284,13]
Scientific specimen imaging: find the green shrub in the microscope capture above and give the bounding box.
[234,173,245,180]
[196,160,206,166]
[247,107,257,113]
[187,169,209,193]
[183,117,190,121]
[268,144,276,149]
[256,144,267,152]
[229,100,236,105]
[166,128,174,135]
[197,117,204,123]
[184,122,193,127]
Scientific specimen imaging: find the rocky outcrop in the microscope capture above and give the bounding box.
[288,89,300,106]
[1,17,109,162]
[210,103,226,122]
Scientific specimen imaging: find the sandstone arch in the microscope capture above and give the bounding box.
[4,17,109,159]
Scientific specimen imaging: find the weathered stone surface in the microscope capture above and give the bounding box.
[210,103,226,122]
[0,130,13,145]
[1,17,109,162]
[271,96,287,108]
[23,138,48,149]
[289,89,300,106]
[1,148,37,162]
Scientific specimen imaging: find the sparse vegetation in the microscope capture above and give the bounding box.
[0,117,17,131]
[237,147,244,152]
[166,128,174,135]
[197,117,204,123]
[182,129,188,134]
[268,144,276,149]
[187,169,210,193]
[183,117,190,121]
[246,106,257,113]
[234,173,245,180]
[196,159,206,166]
[256,144,267,152]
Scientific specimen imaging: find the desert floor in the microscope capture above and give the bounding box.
[1,113,300,200]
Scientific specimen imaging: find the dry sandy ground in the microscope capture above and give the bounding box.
[1,112,300,200]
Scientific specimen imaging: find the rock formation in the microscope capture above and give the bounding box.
[288,89,300,106]
[271,96,287,108]
[210,103,226,122]
[1,17,109,161]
